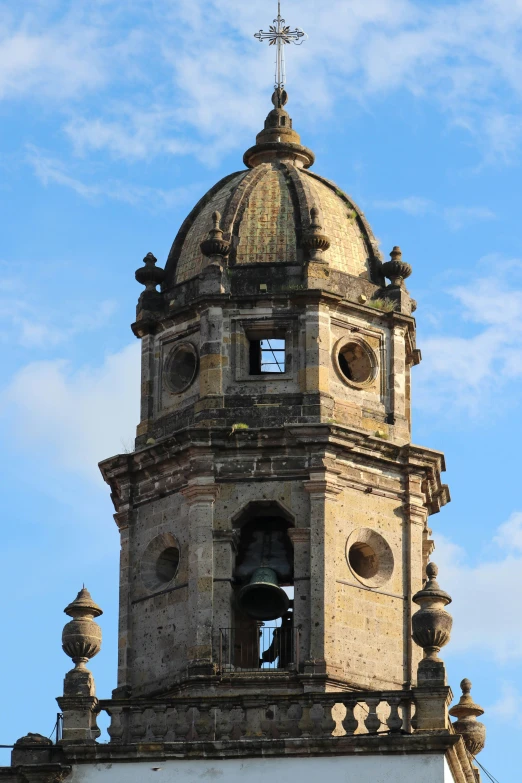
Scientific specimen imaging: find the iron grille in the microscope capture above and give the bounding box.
[217,626,298,672]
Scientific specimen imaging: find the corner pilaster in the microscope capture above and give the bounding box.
[181,478,220,674]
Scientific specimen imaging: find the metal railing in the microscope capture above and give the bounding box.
[217,626,298,672]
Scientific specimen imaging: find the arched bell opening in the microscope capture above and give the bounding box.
[226,507,295,671]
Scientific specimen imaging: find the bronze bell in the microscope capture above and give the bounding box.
[237,566,289,621]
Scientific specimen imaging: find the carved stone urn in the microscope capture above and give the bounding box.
[302,206,331,262]
[449,679,486,756]
[412,563,452,661]
[62,587,103,670]
[382,246,412,288]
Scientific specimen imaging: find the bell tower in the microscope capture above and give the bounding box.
[97,74,450,698]
[3,7,489,783]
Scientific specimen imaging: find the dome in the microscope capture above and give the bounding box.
[164,92,382,287]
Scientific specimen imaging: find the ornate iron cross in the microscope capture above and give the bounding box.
[254,1,306,90]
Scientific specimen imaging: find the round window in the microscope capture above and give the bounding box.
[156,547,180,583]
[141,533,181,592]
[337,340,375,386]
[345,528,394,587]
[166,343,198,394]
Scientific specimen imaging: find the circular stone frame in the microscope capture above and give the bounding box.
[333,336,378,389]
[141,533,181,593]
[164,342,199,394]
[345,527,394,588]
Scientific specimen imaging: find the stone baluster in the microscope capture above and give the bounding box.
[341,696,359,736]
[363,696,381,735]
[298,700,315,738]
[386,696,403,733]
[185,706,199,741]
[151,705,168,741]
[214,705,233,741]
[195,704,213,741]
[449,679,486,757]
[229,705,246,740]
[260,704,279,739]
[278,701,302,739]
[175,705,190,740]
[106,706,125,744]
[129,706,146,742]
[165,707,177,741]
[57,587,103,744]
[318,699,336,737]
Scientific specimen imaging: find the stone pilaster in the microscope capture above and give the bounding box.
[136,333,155,438]
[388,322,408,437]
[114,509,131,696]
[197,306,225,412]
[288,527,311,669]
[212,529,238,658]
[181,478,220,674]
[303,472,342,678]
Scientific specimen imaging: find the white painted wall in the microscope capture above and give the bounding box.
[71,753,456,783]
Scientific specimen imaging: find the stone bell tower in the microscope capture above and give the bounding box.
[98,83,448,700]
[3,9,489,783]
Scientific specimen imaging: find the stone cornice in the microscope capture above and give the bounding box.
[56,731,471,779]
[99,423,448,517]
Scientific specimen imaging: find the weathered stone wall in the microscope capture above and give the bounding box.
[139,296,414,446]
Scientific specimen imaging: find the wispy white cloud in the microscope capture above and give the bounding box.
[415,258,522,414]
[488,682,520,720]
[0,292,117,349]
[443,206,497,230]
[2,342,140,480]
[373,197,496,230]
[27,145,199,208]
[373,197,434,216]
[435,512,522,662]
[3,1,522,164]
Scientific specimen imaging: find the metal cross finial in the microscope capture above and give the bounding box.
[254,1,307,90]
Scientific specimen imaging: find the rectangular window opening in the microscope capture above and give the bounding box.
[249,338,286,374]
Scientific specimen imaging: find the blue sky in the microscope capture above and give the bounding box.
[1,0,521,778]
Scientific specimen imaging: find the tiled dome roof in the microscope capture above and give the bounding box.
[164,93,382,287]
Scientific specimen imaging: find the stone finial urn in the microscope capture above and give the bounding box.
[135,252,165,291]
[62,587,103,670]
[449,679,486,756]
[412,563,452,660]
[382,246,412,288]
[302,206,331,261]
[200,211,231,259]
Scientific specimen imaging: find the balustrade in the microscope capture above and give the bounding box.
[100,690,413,745]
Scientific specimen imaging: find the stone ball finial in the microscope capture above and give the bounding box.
[382,246,412,288]
[272,88,289,108]
[135,252,165,291]
[412,562,453,661]
[62,587,103,670]
[200,210,231,259]
[302,205,331,262]
[449,679,486,756]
